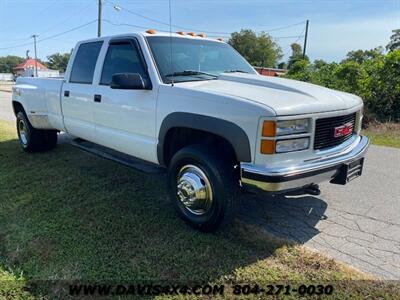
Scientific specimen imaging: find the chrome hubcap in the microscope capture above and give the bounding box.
[177,165,213,215]
[18,119,28,145]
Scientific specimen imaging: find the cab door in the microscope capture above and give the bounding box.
[61,41,103,142]
[92,38,158,163]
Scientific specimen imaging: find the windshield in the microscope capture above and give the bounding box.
[146,36,257,83]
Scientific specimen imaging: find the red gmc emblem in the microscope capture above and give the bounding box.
[334,122,353,138]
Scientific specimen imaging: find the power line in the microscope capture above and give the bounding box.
[0,0,58,33]
[0,20,97,51]
[37,0,97,37]
[254,21,306,32]
[37,20,97,43]
[0,0,96,49]
[103,0,171,28]
[274,35,305,40]
[103,19,306,41]
[104,0,305,35]
[34,0,59,17]
[281,27,307,57]
[103,19,156,31]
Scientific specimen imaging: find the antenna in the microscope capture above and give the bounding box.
[168,0,174,86]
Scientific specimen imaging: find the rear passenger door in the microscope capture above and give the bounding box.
[61,41,103,142]
[93,38,158,163]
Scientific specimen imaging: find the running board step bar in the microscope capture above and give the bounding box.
[71,138,165,174]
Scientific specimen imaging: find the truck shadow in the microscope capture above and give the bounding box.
[238,192,328,244]
[0,136,328,297]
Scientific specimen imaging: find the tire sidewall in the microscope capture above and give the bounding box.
[168,146,231,230]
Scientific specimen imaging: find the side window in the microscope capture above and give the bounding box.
[70,41,103,84]
[100,42,147,85]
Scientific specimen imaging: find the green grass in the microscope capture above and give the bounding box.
[0,120,398,299]
[363,123,400,148]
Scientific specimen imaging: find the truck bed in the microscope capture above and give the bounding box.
[13,77,65,131]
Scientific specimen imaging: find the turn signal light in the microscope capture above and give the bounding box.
[262,121,276,137]
[146,29,157,34]
[260,140,275,154]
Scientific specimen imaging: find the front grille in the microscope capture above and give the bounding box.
[314,112,356,150]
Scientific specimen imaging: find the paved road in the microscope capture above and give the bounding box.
[1,90,399,279]
[0,91,14,121]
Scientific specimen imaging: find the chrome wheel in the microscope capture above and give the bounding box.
[177,164,213,215]
[18,119,28,145]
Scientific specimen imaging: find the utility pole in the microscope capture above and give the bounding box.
[302,20,309,59]
[31,34,38,77]
[98,0,102,37]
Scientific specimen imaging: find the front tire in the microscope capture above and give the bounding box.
[16,111,57,152]
[167,144,239,232]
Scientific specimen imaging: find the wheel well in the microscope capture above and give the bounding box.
[12,101,25,116]
[163,127,238,167]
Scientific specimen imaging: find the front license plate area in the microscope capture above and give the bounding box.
[330,158,364,185]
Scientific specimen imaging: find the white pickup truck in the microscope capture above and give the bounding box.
[12,31,369,231]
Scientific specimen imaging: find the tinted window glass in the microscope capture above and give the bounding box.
[147,36,256,83]
[70,41,102,84]
[100,42,147,85]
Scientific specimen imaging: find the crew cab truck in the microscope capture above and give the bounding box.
[12,31,369,232]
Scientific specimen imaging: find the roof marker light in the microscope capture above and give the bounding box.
[146,29,157,34]
[187,32,196,36]
[176,31,185,35]
[197,33,206,38]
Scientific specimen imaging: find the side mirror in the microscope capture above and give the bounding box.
[110,73,148,90]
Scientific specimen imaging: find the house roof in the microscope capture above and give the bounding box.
[14,59,47,70]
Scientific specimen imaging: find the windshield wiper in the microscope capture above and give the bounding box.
[165,70,218,78]
[223,70,249,74]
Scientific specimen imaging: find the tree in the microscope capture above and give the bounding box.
[277,61,287,69]
[386,29,400,52]
[368,50,400,121]
[285,59,312,81]
[342,47,384,64]
[228,29,282,67]
[287,43,309,69]
[0,55,24,73]
[46,52,71,73]
[313,59,328,69]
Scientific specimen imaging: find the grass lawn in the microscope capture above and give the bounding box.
[363,123,400,149]
[0,120,398,299]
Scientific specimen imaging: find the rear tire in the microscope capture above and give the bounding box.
[167,144,239,232]
[16,111,57,152]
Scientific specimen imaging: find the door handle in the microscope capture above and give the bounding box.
[94,94,102,103]
[64,90,70,97]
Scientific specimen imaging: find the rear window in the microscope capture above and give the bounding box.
[70,41,103,84]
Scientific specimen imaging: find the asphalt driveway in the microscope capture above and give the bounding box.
[240,145,400,279]
[1,90,399,279]
[0,90,14,121]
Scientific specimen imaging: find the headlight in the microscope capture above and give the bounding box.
[276,119,309,136]
[275,138,310,153]
[262,119,309,137]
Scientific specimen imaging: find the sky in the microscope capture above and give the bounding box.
[0,0,399,63]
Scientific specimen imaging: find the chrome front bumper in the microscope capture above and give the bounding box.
[241,135,370,193]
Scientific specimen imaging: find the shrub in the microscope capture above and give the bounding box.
[284,50,400,123]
